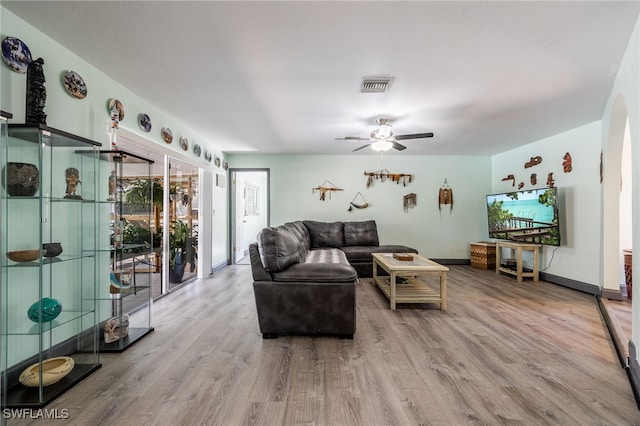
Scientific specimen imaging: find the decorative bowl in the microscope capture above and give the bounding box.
[27,297,62,323]
[42,242,63,257]
[7,249,40,262]
[1,162,39,196]
[19,356,74,387]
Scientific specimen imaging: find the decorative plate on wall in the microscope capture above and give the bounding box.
[62,70,87,99]
[108,99,125,121]
[138,113,152,132]
[1,36,32,73]
[193,144,201,157]
[204,151,212,162]
[161,127,173,144]
[214,155,221,168]
[180,136,189,151]
[223,161,228,171]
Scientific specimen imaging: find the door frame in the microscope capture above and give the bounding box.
[228,168,270,265]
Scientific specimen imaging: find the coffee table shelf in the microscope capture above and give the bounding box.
[372,253,449,311]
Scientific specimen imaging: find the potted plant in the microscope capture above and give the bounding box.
[168,220,197,283]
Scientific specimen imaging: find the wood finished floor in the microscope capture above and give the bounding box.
[9,265,640,425]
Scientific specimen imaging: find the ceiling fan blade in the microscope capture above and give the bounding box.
[352,144,371,152]
[394,132,434,140]
[392,141,407,151]
[335,136,370,141]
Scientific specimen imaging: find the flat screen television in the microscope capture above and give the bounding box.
[486,187,561,246]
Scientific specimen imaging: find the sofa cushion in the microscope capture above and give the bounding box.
[303,220,344,248]
[283,221,311,252]
[341,244,419,263]
[256,226,302,272]
[343,220,379,246]
[272,262,357,282]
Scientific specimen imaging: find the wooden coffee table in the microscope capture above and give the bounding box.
[372,253,449,311]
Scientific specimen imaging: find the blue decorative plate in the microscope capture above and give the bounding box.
[193,144,201,157]
[1,36,32,73]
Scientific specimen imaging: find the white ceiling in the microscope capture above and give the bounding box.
[4,1,639,156]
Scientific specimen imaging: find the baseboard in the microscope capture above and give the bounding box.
[539,272,600,296]
[434,258,470,265]
[602,288,624,301]
[597,296,628,368]
[627,341,640,409]
[213,260,227,272]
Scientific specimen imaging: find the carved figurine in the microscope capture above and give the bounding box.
[25,57,47,125]
[563,152,573,173]
[403,193,417,212]
[64,167,82,199]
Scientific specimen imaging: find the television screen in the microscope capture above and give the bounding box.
[486,187,561,246]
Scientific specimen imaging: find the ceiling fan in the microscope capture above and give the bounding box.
[335,118,434,152]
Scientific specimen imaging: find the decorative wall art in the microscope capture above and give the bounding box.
[62,70,87,99]
[347,192,369,212]
[547,172,555,187]
[530,173,537,185]
[364,169,413,188]
[108,98,124,150]
[563,152,572,173]
[524,156,542,168]
[214,156,221,167]
[403,193,417,212]
[223,160,228,171]
[138,113,151,132]
[25,57,47,125]
[216,173,226,188]
[312,180,343,201]
[193,144,201,157]
[1,36,32,73]
[501,174,515,187]
[161,127,173,144]
[64,167,82,199]
[180,136,189,151]
[204,150,212,162]
[438,179,453,211]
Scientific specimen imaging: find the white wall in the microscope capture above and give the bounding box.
[491,121,602,284]
[227,154,492,259]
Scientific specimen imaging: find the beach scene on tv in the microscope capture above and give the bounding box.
[486,187,561,246]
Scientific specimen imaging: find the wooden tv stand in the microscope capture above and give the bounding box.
[495,241,541,282]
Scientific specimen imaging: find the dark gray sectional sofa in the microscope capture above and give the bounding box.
[249,220,417,338]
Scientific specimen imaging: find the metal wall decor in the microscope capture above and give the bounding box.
[524,156,542,168]
[26,58,47,125]
[1,36,32,73]
[562,152,572,173]
[403,193,417,212]
[347,192,369,212]
[62,70,87,99]
[364,169,413,188]
[312,180,343,201]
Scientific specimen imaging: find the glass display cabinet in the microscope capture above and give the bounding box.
[1,124,101,408]
[97,150,154,352]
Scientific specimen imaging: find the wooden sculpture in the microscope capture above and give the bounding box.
[312,180,343,201]
[563,152,572,173]
[364,169,413,188]
[438,179,453,211]
[524,156,542,168]
[64,167,82,199]
[347,192,369,212]
[501,174,515,187]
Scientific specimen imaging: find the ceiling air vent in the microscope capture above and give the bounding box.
[360,77,392,93]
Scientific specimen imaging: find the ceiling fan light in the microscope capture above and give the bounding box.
[377,123,393,138]
[371,140,393,152]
